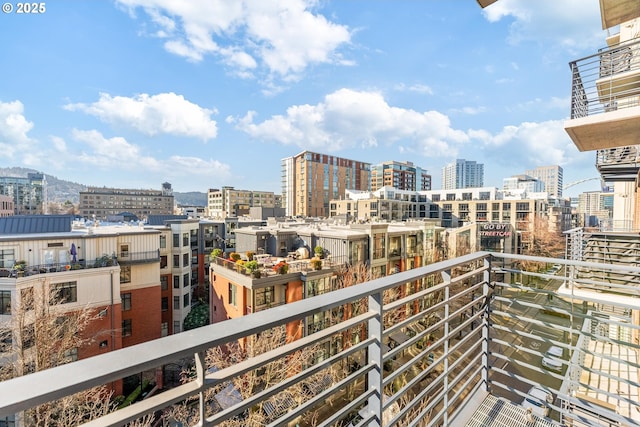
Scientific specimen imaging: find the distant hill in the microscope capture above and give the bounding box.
[0,167,207,206]
[174,192,207,207]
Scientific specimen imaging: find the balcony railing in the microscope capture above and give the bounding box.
[1,252,639,426]
[118,250,161,264]
[569,37,640,120]
[0,257,119,278]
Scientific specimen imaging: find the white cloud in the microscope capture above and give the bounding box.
[472,119,592,170]
[70,129,231,180]
[0,100,45,166]
[115,0,352,82]
[65,92,218,141]
[395,83,434,95]
[482,0,603,52]
[232,88,469,157]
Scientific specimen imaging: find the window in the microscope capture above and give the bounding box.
[120,244,129,258]
[229,283,237,306]
[160,255,167,269]
[0,249,15,268]
[120,265,131,284]
[173,321,181,334]
[173,255,180,268]
[183,273,189,287]
[160,275,168,290]
[161,297,168,311]
[173,276,180,288]
[122,293,132,311]
[99,340,108,348]
[516,202,530,211]
[63,347,78,363]
[431,194,440,202]
[442,204,452,211]
[160,235,166,249]
[51,281,77,304]
[183,293,189,308]
[503,202,511,210]
[477,203,487,211]
[183,253,189,267]
[173,233,180,248]
[492,203,500,211]
[479,192,490,200]
[161,322,168,337]
[462,192,472,201]
[173,296,180,310]
[255,286,274,306]
[0,291,11,315]
[183,233,189,247]
[446,193,455,201]
[122,319,132,337]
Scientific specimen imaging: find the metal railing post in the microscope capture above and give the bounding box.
[482,255,491,392]
[441,267,451,426]
[195,351,206,427]
[367,290,383,427]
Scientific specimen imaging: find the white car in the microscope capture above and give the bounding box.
[542,345,564,372]
[522,386,553,418]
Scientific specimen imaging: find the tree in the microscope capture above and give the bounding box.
[0,281,114,426]
[520,215,565,271]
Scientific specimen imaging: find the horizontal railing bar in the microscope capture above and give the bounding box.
[316,386,375,427]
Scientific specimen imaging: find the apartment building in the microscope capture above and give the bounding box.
[281,151,371,218]
[370,160,431,192]
[207,186,276,219]
[210,221,435,329]
[503,174,544,193]
[0,173,46,215]
[525,165,563,198]
[79,182,174,220]
[441,159,484,190]
[0,215,163,398]
[0,195,13,217]
[577,191,613,227]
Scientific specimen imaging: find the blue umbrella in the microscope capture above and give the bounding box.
[70,243,77,263]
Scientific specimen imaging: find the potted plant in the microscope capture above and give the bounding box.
[229,252,241,262]
[13,260,26,271]
[235,260,245,273]
[314,246,324,259]
[310,257,322,270]
[245,251,255,261]
[245,260,261,278]
[273,261,288,275]
[211,248,223,259]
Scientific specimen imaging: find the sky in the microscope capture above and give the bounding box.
[0,0,609,197]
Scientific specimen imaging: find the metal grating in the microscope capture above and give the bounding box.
[466,395,559,427]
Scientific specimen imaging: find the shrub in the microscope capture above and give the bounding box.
[314,246,324,257]
[273,261,288,274]
[229,252,241,262]
[246,251,255,261]
[211,248,223,259]
[310,257,322,270]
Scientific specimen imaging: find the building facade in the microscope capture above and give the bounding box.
[0,195,13,217]
[441,159,484,190]
[207,187,276,219]
[0,216,164,400]
[0,173,46,215]
[525,165,563,198]
[370,160,431,192]
[281,151,371,218]
[79,183,174,220]
[503,174,544,193]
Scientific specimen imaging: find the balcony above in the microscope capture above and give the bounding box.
[599,0,640,29]
[596,145,640,181]
[565,38,640,151]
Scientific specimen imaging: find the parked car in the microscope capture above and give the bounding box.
[522,386,553,418]
[541,345,564,372]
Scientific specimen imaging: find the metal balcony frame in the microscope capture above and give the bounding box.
[0,252,639,426]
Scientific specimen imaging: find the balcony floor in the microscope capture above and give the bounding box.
[464,393,558,427]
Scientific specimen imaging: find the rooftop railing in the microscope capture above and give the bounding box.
[0,252,639,426]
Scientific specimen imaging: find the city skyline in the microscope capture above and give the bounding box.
[1,1,606,196]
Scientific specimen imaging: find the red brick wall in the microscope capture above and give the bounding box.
[121,286,161,347]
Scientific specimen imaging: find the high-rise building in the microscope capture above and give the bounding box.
[502,174,544,193]
[0,173,46,215]
[370,161,431,192]
[207,186,276,219]
[525,165,563,197]
[281,151,370,217]
[79,183,174,220]
[441,159,484,190]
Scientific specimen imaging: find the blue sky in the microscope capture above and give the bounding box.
[0,0,607,196]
